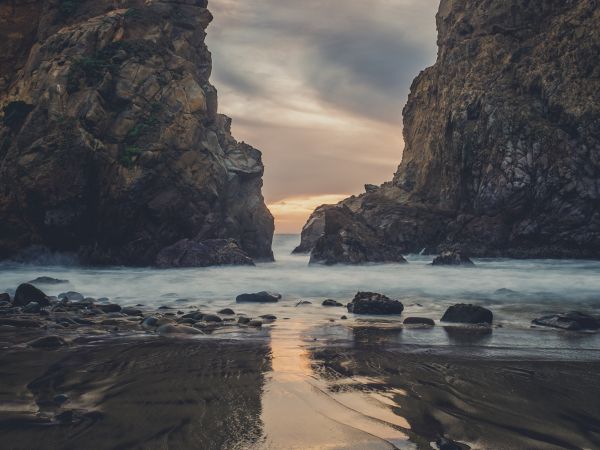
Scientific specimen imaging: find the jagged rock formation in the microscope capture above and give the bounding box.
[0,0,274,265]
[298,0,600,261]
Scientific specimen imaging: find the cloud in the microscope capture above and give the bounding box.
[205,0,439,232]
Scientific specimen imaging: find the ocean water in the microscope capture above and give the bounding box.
[2,234,600,355]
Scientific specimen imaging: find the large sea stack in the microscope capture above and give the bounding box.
[0,0,274,265]
[297,0,600,261]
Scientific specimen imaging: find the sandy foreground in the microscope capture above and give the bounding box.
[1,318,599,450]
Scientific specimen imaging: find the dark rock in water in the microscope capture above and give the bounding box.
[158,306,173,310]
[218,308,235,315]
[0,318,41,328]
[260,314,277,321]
[182,311,204,321]
[432,251,474,266]
[322,299,344,307]
[249,320,263,328]
[202,314,223,323]
[0,293,10,303]
[532,312,599,331]
[341,315,348,320]
[236,292,281,303]
[58,292,84,302]
[404,317,435,326]
[238,317,251,325]
[296,301,312,306]
[436,437,464,450]
[0,300,10,308]
[121,307,143,316]
[156,239,255,268]
[441,304,493,324]
[22,302,42,314]
[347,292,404,315]
[28,276,68,285]
[28,335,67,348]
[309,206,408,265]
[177,318,197,325]
[97,304,122,313]
[14,283,49,307]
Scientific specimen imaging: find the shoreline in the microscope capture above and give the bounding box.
[1,325,599,449]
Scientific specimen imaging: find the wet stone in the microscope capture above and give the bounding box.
[236,291,281,303]
[404,317,435,326]
[323,299,344,307]
[28,335,67,348]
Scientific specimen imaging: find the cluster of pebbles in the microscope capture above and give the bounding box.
[2,279,598,350]
[0,280,284,349]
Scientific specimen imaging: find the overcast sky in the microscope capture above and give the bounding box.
[206,0,439,232]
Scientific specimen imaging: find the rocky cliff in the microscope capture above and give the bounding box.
[0,0,274,265]
[298,0,600,262]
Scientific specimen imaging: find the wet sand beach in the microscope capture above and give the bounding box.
[1,319,599,450]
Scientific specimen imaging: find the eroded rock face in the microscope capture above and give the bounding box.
[298,1,600,261]
[347,292,404,315]
[0,0,273,266]
[155,238,254,268]
[309,205,408,265]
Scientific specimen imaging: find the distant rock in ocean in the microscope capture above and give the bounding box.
[297,0,600,262]
[0,0,273,266]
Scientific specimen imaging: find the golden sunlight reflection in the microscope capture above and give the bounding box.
[255,321,410,449]
[268,194,350,234]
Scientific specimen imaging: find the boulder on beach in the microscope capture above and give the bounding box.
[13,283,49,307]
[432,251,474,266]
[0,293,10,303]
[121,307,143,316]
[28,335,67,349]
[436,437,465,450]
[218,308,235,315]
[322,299,344,307]
[236,292,281,303]
[532,312,599,331]
[97,304,122,313]
[347,292,404,315]
[403,317,435,326]
[441,304,493,324]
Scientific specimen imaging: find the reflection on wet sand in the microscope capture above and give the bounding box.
[256,321,411,449]
[309,327,600,449]
[1,320,600,450]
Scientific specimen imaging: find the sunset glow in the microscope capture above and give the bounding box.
[268,194,350,233]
